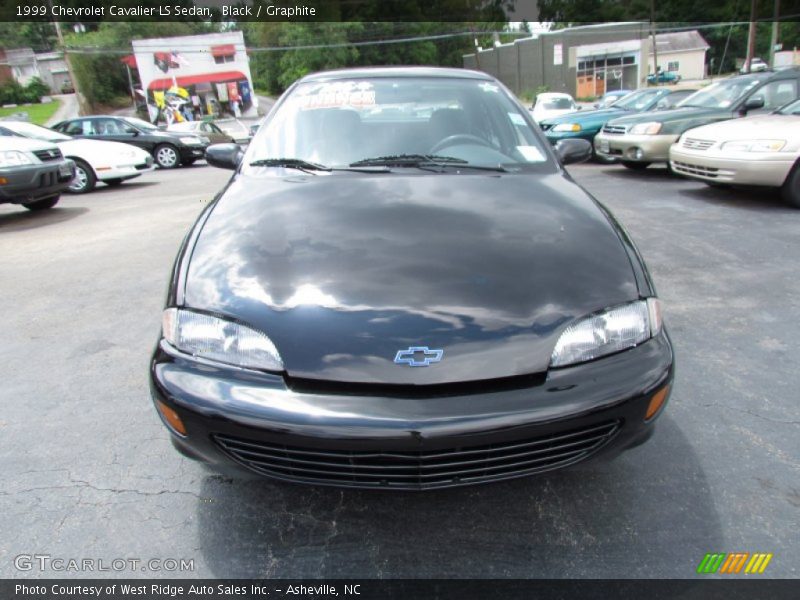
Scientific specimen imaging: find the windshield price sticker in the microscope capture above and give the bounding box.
[296,82,376,110]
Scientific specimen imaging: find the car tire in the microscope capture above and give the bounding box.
[105,178,124,187]
[154,144,180,169]
[621,161,651,170]
[23,195,60,211]
[780,161,800,208]
[68,159,96,194]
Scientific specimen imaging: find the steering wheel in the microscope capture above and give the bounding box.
[429,134,494,155]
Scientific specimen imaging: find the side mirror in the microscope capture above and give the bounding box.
[577,106,583,110]
[206,143,243,170]
[554,138,592,165]
[743,96,765,111]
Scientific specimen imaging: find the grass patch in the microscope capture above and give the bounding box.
[0,100,62,125]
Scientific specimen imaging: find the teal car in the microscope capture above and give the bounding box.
[539,87,695,160]
[647,71,682,85]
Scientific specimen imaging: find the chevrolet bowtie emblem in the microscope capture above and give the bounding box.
[394,346,444,367]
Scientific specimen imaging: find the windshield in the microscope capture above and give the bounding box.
[613,89,665,111]
[540,97,574,110]
[677,76,765,108]
[122,117,158,131]
[0,121,70,142]
[778,98,800,115]
[246,77,551,170]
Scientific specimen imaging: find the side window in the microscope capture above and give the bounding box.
[65,120,90,135]
[211,124,223,134]
[200,123,211,133]
[0,126,14,136]
[753,80,798,110]
[94,119,120,135]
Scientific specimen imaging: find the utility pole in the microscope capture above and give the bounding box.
[745,0,758,73]
[49,1,88,116]
[650,0,658,86]
[769,0,781,67]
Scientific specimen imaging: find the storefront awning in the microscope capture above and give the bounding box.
[211,44,236,58]
[147,71,247,90]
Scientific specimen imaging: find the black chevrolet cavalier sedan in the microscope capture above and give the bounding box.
[150,67,674,490]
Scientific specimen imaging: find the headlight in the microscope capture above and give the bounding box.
[550,299,662,368]
[553,123,581,132]
[629,122,663,135]
[162,308,283,371]
[0,150,34,167]
[719,139,786,152]
[179,137,203,145]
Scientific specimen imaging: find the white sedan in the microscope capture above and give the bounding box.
[530,92,579,123]
[670,98,800,208]
[0,120,153,193]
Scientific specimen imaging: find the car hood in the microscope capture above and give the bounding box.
[677,114,800,146]
[606,106,727,126]
[540,107,625,126]
[0,135,59,153]
[183,171,640,385]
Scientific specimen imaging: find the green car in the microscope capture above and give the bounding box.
[540,87,695,160]
[593,68,800,169]
[647,71,682,85]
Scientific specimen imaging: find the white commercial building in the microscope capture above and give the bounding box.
[131,31,258,118]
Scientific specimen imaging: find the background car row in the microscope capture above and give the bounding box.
[0,114,215,208]
[537,67,800,208]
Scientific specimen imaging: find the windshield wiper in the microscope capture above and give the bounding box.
[350,154,507,172]
[350,154,467,167]
[249,158,331,172]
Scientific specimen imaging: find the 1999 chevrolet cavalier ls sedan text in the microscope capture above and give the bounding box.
[150,67,674,490]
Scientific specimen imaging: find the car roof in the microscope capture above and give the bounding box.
[299,66,494,83]
[538,92,572,98]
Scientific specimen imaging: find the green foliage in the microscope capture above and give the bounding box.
[0,77,51,105]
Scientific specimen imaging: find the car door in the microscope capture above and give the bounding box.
[199,122,226,143]
[87,118,149,151]
[739,78,800,116]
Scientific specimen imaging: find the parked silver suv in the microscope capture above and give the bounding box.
[0,135,75,210]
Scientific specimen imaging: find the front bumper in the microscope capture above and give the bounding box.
[543,129,596,145]
[670,147,796,186]
[0,159,75,204]
[178,145,209,162]
[96,156,155,182]
[594,132,678,163]
[150,331,674,490]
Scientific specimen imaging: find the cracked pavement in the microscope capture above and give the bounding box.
[1,161,797,578]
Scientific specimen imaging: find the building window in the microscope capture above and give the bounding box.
[214,54,235,65]
[668,61,679,72]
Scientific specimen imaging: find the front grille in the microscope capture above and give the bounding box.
[38,171,56,187]
[682,138,714,151]
[213,420,621,489]
[33,148,63,162]
[602,124,627,135]
[672,160,720,178]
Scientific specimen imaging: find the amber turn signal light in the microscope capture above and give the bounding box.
[645,385,670,421]
[157,400,187,435]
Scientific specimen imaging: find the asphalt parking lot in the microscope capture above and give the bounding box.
[1,162,798,579]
